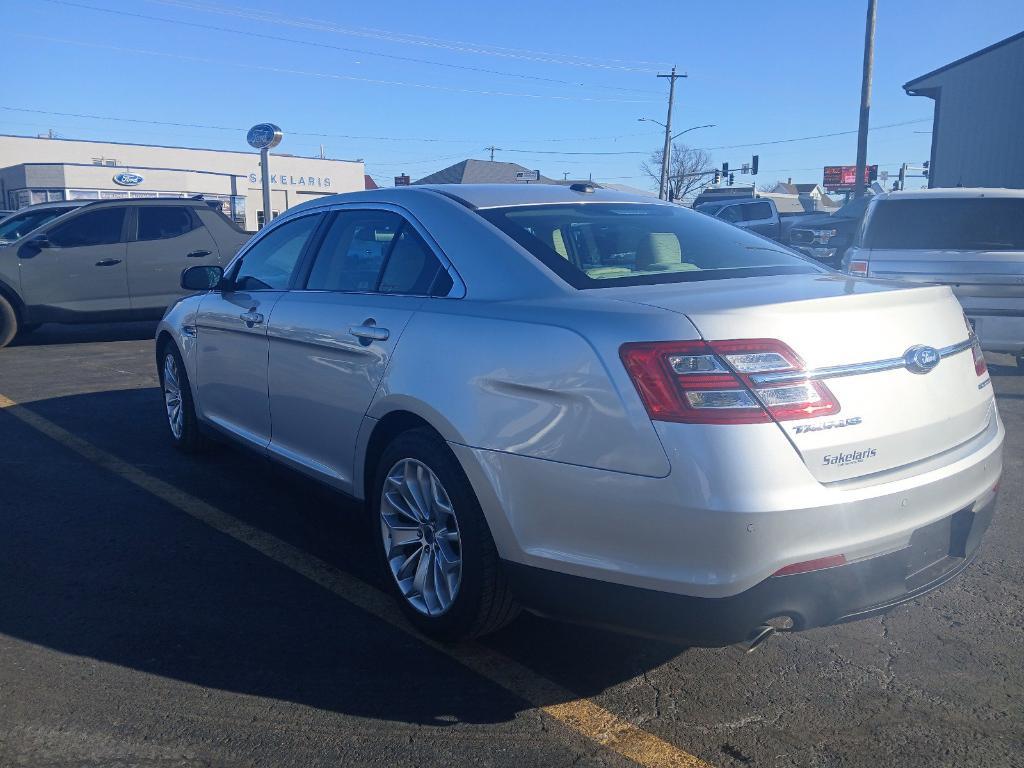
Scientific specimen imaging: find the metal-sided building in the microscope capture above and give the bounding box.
[904,31,1024,189]
[0,134,365,230]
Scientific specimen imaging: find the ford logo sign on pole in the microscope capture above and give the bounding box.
[113,172,144,186]
[247,123,283,229]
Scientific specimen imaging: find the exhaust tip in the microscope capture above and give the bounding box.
[744,616,794,653]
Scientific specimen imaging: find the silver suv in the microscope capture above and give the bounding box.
[846,188,1024,366]
[0,198,250,346]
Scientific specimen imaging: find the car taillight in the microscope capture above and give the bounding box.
[848,259,869,277]
[620,339,839,425]
[964,314,987,376]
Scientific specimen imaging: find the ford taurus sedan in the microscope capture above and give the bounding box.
[156,184,1002,647]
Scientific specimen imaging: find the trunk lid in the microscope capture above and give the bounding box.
[611,273,994,481]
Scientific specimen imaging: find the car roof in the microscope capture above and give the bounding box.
[285,183,670,215]
[11,200,91,213]
[875,187,1024,201]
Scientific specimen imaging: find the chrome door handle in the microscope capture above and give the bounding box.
[239,310,264,326]
[349,324,390,344]
[95,258,122,266]
[187,249,212,258]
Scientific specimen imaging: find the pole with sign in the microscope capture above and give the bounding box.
[247,123,283,228]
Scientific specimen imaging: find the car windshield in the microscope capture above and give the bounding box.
[695,202,726,214]
[478,203,818,288]
[0,208,71,242]
[865,197,1024,250]
[833,196,870,219]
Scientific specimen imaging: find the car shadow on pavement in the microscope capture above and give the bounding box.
[0,386,687,727]
[9,321,159,347]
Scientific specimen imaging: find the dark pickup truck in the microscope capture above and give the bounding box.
[786,196,871,268]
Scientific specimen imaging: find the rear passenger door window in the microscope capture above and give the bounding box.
[306,211,400,292]
[304,210,448,296]
[136,206,197,241]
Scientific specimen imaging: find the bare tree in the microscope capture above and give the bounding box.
[757,182,780,193]
[640,143,713,204]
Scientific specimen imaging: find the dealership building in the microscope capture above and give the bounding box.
[0,134,365,230]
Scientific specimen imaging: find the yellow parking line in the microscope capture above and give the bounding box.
[0,392,712,768]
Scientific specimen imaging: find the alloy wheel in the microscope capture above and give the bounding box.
[380,458,463,616]
[162,353,184,440]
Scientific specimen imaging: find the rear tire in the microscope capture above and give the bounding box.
[159,344,204,453]
[372,428,519,641]
[0,295,18,348]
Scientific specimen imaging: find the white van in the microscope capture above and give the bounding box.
[846,188,1024,367]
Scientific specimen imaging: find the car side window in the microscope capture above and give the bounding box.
[305,211,401,292]
[232,214,320,291]
[378,227,445,295]
[137,207,198,241]
[48,208,127,248]
[742,202,773,221]
[718,206,742,223]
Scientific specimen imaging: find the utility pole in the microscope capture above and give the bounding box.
[485,145,500,161]
[854,0,877,199]
[656,66,686,200]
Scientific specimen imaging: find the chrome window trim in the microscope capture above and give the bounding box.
[748,338,974,385]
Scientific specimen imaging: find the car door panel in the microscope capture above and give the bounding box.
[18,206,130,317]
[193,211,323,448]
[194,290,284,447]
[127,207,220,315]
[266,291,424,490]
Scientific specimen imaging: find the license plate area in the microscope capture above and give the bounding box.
[905,508,975,590]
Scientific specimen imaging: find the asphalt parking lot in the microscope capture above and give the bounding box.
[1,322,1021,768]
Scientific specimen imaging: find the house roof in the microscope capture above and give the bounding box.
[904,30,1024,93]
[364,174,379,190]
[413,159,556,185]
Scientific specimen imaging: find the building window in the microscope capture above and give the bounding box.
[68,190,101,200]
[8,189,64,208]
[100,190,130,199]
[256,209,280,229]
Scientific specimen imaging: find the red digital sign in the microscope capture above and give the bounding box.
[823,165,878,190]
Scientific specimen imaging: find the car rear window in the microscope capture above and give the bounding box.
[864,198,1024,251]
[477,203,818,288]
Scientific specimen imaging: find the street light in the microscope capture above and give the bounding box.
[638,120,715,199]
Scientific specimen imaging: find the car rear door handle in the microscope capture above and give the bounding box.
[239,310,264,326]
[187,250,212,258]
[349,324,389,344]
[95,258,122,267]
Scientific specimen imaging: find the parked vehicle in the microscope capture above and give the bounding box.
[789,195,871,268]
[157,184,1001,647]
[846,189,1024,366]
[0,201,90,245]
[695,197,787,240]
[0,198,250,346]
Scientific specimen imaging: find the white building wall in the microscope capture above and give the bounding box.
[0,134,365,229]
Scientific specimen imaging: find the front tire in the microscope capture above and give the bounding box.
[159,344,204,453]
[0,295,18,348]
[372,428,519,641]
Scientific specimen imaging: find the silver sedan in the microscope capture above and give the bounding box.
[156,183,1002,647]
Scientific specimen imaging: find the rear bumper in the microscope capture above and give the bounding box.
[504,494,997,647]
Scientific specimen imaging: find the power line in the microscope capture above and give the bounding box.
[39,0,659,95]
[0,106,651,145]
[17,33,654,104]
[150,0,668,73]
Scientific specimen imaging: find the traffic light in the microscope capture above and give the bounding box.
[722,162,729,176]
[728,172,735,186]
[898,164,907,189]
[751,155,759,175]
[922,160,929,178]
[713,169,721,184]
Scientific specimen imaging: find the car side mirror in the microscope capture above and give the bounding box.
[181,264,225,291]
[28,234,50,249]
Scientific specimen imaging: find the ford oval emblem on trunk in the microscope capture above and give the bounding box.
[113,172,144,186]
[904,345,940,374]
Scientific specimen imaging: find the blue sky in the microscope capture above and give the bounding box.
[8,0,1024,189]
